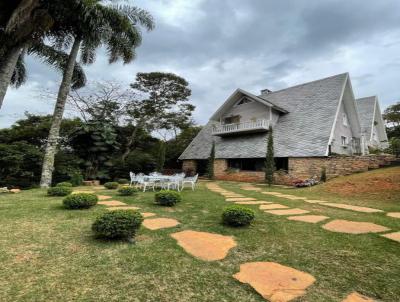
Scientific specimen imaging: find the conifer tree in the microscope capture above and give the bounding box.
[265,126,275,186]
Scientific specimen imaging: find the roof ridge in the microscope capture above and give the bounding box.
[258,72,348,97]
[356,96,377,101]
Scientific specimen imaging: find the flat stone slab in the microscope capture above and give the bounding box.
[322,203,383,213]
[107,206,140,211]
[97,195,112,200]
[171,230,236,261]
[141,212,156,218]
[226,197,257,202]
[143,218,180,230]
[387,212,400,218]
[322,220,389,234]
[259,204,289,210]
[265,208,310,216]
[278,195,307,200]
[287,215,329,223]
[341,292,376,302]
[304,199,329,204]
[381,231,400,243]
[235,201,272,205]
[241,187,262,191]
[98,200,127,206]
[233,262,316,302]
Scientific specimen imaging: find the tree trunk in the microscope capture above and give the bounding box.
[0,45,24,110]
[121,119,144,162]
[40,37,82,188]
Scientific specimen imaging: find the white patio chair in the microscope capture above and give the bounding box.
[181,174,199,191]
[129,172,136,186]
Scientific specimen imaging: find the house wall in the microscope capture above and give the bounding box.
[370,102,389,149]
[221,101,276,124]
[331,100,355,155]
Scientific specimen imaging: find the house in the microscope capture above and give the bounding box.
[179,73,390,183]
[356,96,389,150]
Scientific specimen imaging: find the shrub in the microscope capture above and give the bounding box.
[154,190,182,206]
[118,186,138,196]
[70,172,83,186]
[320,167,327,182]
[47,186,73,196]
[222,205,255,227]
[56,181,73,187]
[63,193,98,209]
[104,182,119,189]
[117,178,129,184]
[92,210,143,240]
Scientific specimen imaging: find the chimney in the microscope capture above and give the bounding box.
[261,88,272,95]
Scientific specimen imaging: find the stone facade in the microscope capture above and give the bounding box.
[182,154,395,185]
[182,160,197,176]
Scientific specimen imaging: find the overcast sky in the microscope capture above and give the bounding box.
[1,0,400,128]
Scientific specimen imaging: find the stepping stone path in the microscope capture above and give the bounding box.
[171,230,236,261]
[98,200,127,206]
[97,195,112,200]
[233,262,315,302]
[322,220,389,234]
[235,201,272,205]
[304,199,329,204]
[141,212,156,218]
[226,197,257,202]
[262,192,284,196]
[259,204,289,210]
[341,292,376,302]
[381,231,400,243]
[107,206,140,211]
[265,208,310,216]
[322,203,383,213]
[73,190,95,194]
[241,186,262,191]
[142,218,180,230]
[387,212,400,218]
[287,215,329,223]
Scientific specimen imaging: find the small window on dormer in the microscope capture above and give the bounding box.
[342,113,348,126]
[235,97,253,106]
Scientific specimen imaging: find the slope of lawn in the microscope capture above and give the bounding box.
[0,171,399,301]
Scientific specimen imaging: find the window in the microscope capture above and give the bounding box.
[235,97,253,106]
[275,157,288,171]
[228,158,264,171]
[224,115,240,124]
[341,136,348,146]
[342,113,348,126]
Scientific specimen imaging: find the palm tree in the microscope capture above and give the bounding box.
[39,2,154,187]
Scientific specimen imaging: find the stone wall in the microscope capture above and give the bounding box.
[182,160,197,176]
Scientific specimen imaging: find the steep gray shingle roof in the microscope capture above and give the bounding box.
[179,73,348,160]
[356,96,376,140]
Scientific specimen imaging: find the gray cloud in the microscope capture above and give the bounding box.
[1,0,400,127]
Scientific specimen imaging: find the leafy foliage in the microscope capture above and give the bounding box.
[47,186,72,196]
[222,205,255,227]
[116,178,129,184]
[56,182,72,187]
[155,141,166,172]
[63,193,98,209]
[154,190,182,206]
[92,210,143,240]
[104,182,119,189]
[118,186,137,196]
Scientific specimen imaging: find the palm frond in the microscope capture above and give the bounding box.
[10,50,27,88]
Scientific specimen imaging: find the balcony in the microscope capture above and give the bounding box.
[212,119,270,136]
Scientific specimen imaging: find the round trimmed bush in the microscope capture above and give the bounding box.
[47,186,73,196]
[56,181,73,187]
[222,205,255,227]
[104,182,119,189]
[118,186,138,196]
[117,178,129,185]
[63,193,98,209]
[92,210,143,240]
[154,190,182,206]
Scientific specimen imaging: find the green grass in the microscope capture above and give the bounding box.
[0,169,399,301]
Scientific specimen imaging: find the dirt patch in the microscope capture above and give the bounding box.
[235,201,272,205]
[265,209,310,216]
[143,218,180,230]
[233,262,316,302]
[259,204,289,210]
[141,212,156,218]
[226,197,257,202]
[341,292,376,302]
[322,220,389,234]
[287,215,329,223]
[387,212,400,218]
[106,206,140,211]
[171,230,237,261]
[381,231,400,243]
[323,203,383,213]
[98,200,127,206]
[97,195,112,200]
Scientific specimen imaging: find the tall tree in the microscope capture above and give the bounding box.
[265,126,275,186]
[207,141,215,179]
[40,3,154,187]
[123,72,194,161]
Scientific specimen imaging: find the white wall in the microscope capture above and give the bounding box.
[221,100,270,124]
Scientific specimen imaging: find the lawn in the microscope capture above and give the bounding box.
[0,167,400,301]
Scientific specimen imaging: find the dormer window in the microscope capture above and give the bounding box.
[342,113,348,126]
[235,97,253,106]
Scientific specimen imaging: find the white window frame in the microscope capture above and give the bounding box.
[341,136,348,147]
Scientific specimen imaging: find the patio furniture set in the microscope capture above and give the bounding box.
[129,172,199,192]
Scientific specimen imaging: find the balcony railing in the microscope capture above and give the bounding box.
[212,119,270,136]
